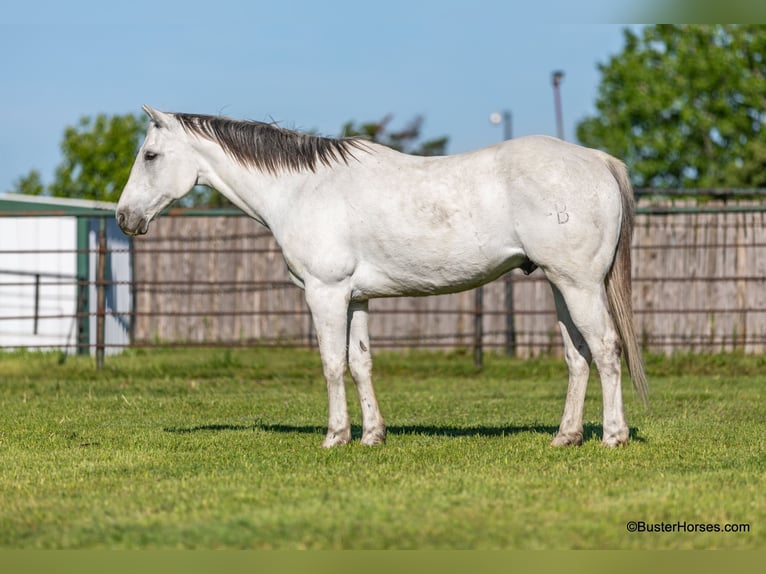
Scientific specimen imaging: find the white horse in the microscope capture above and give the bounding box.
[117,105,648,448]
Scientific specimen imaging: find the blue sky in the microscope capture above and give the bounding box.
[0,1,642,193]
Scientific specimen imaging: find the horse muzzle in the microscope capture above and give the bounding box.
[116,207,149,236]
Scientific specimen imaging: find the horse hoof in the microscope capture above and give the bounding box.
[602,436,628,448]
[551,432,583,447]
[602,440,628,448]
[602,428,629,447]
[361,428,386,446]
[321,431,351,448]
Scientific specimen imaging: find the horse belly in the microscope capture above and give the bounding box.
[350,238,525,299]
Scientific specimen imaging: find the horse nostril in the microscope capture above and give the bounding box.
[116,210,129,231]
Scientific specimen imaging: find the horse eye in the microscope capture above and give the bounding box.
[144,151,158,161]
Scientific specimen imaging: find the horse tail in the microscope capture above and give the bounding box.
[603,155,649,407]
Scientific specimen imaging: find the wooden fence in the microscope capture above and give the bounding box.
[130,193,766,356]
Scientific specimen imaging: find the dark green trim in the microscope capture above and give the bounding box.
[0,198,115,217]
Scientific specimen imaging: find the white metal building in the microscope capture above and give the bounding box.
[0,193,132,355]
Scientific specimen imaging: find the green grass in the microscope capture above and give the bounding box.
[0,347,763,549]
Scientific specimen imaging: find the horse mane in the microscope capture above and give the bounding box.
[174,112,367,175]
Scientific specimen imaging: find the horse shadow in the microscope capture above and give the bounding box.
[164,422,645,443]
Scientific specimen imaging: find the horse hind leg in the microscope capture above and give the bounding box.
[550,285,592,446]
[550,279,629,447]
[347,301,386,445]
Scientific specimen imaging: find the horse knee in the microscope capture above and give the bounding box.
[322,356,346,383]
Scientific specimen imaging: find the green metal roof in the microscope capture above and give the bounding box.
[0,193,116,217]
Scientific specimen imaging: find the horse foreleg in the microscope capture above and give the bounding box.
[550,285,592,446]
[347,301,386,445]
[305,283,352,447]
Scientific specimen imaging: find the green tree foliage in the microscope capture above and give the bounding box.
[10,113,147,202]
[341,114,448,156]
[577,25,766,188]
[11,169,45,196]
[51,114,147,201]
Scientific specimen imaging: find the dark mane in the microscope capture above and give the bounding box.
[174,113,366,174]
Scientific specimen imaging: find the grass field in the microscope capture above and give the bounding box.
[0,347,763,549]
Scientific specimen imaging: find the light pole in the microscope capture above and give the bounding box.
[489,110,516,359]
[552,70,565,140]
[489,110,512,141]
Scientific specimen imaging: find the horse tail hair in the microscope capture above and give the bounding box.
[603,155,649,408]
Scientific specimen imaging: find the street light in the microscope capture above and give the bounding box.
[489,110,512,141]
[551,70,565,140]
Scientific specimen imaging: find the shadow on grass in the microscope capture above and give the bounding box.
[164,422,644,443]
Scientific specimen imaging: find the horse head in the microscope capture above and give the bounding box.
[116,105,199,235]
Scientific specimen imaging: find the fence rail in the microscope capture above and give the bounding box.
[2,192,766,363]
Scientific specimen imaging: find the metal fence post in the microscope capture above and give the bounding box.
[33,273,40,335]
[473,286,483,368]
[96,218,107,369]
[505,273,516,357]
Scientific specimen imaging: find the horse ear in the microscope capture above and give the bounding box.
[142,105,171,128]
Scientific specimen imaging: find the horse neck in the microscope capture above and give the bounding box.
[193,139,311,229]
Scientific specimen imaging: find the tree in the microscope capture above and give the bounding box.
[11,113,146,202]
[9,113,147,202]
[11,169,45,196]
[340,115,448,156]
[576,25,766,188]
